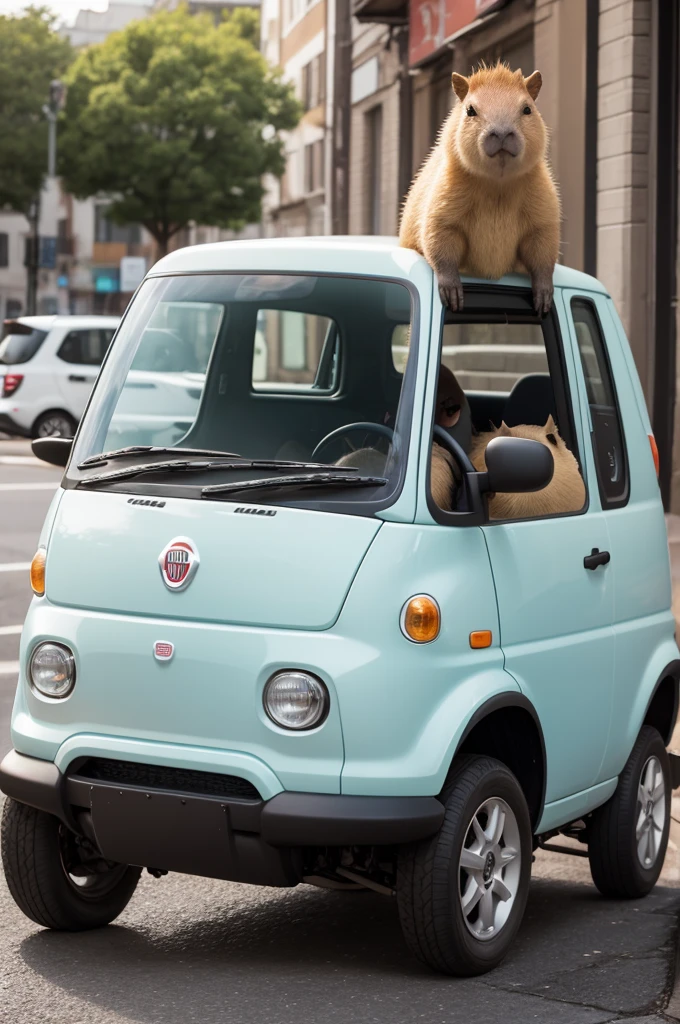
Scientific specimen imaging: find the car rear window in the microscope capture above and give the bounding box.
[0,324,48,365]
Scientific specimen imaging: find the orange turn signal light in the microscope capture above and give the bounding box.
[470,630,492,649]
[30,548,46,596]
[649,434,660,477]
[401,595,440,643]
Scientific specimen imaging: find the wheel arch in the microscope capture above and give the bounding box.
[448,693,546,833]
[641,659,680,746]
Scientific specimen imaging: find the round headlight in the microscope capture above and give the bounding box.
[29,642,75,699]
[263,671,329,730]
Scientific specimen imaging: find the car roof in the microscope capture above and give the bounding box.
[150,236,608,295]
[8,315,120,331]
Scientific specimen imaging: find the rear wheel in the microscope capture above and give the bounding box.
[33,410,76,439]
[397,755,532,976]
[588,725,670,898]
[1,798,141,929]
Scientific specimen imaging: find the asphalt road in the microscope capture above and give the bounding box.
[0,439,679,1024]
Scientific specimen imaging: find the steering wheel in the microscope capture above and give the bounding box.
[312,422,395,462]
[432,425,476,474]
[432,425,477,514]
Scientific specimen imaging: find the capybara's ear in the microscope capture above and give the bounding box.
[451,73,469,101]
[524,70,542,99]
[499,421,511,436]
[544,413,557,433]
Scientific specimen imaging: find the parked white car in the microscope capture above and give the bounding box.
[0,315,120,438]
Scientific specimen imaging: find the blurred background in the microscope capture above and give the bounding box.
[0,0,678,505]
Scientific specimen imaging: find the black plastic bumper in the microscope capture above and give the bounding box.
[0,413,30,438]
[0,750,445,886]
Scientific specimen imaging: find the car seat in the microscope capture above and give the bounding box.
[503,373,556,428]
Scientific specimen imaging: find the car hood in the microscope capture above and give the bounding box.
[45,489,382,630]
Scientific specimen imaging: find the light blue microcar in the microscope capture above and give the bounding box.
[2,237,679,977]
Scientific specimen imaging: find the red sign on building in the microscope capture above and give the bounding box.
[409,0,499,67]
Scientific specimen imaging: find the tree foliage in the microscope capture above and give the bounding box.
[59,6,301,254]
[0,7,72,214]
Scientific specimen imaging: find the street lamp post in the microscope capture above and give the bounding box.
[27,80,66,315]
[43,80,65,179]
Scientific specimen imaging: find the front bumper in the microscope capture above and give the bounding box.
[0,412,30,438]
[0,750,445,886]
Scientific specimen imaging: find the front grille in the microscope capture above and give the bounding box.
[73,758,260,801]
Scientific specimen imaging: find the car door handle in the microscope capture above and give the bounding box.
[584,548,611,570]
[68,374,87,382]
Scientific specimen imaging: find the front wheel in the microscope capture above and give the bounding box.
[33,410,77,439]
[397,755,532,976]
[588,725,670,898]
[1,798,141,929]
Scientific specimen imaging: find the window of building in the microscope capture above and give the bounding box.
[0,233,8,268]
[571,298,629,508]
[303,139,325,194]
[57,218,72,255]
[94,205,141,245]
[365,105,383,235]
[301,53,326,111]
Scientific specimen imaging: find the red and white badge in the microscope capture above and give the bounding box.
[154,641,174,661]
[158,537,200,591]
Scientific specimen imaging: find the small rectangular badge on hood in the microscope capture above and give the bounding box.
[234,506,277,517]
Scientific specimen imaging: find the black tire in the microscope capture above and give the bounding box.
[32,410,76,439]
[1,798,141,930]
[397,755,532,977]
[588,725,670,899]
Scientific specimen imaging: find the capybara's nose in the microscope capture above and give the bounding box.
[483,130,519,157]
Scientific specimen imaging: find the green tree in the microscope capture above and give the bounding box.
[0,7,72,214]
[59,6,301,256]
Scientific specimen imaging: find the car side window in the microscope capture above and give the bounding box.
[571,298,629,509]
[57,331,82,364]
[251,309,339,393]
[57,329,111,367]
[429,305,587,524]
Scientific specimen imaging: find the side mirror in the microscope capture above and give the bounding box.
[483,436,553,494]
[31,436,72,468]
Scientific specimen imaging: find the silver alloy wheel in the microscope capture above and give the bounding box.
[636,755,666,869]
[458,797,521,941]
[37,414,73,437]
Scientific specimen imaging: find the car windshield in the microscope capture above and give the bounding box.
[0,324,48,365]
[71,273,416,513]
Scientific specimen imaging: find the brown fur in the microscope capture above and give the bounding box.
[335,448,387,474]
[399,62,561,315]
[430,442,458,509]
[470,417,585,519]
[336,443,460,510]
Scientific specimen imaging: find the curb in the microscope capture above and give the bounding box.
[665,919,680,1021]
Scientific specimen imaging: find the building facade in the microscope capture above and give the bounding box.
[261,0,329,235]
[343,0,680,513]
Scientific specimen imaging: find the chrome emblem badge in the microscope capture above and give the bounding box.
[158,537,199,591]
[154,641,174,661]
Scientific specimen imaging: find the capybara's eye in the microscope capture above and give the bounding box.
[466,105,477,117]
[522,105,532,115]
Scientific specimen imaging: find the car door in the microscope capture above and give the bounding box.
[56,328,114,419]
[472,289,615,805]
[564,291,674,781]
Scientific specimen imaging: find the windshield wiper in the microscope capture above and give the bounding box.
[77,459,361,487]
[79,445,241,469]
[202,473,387,497]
